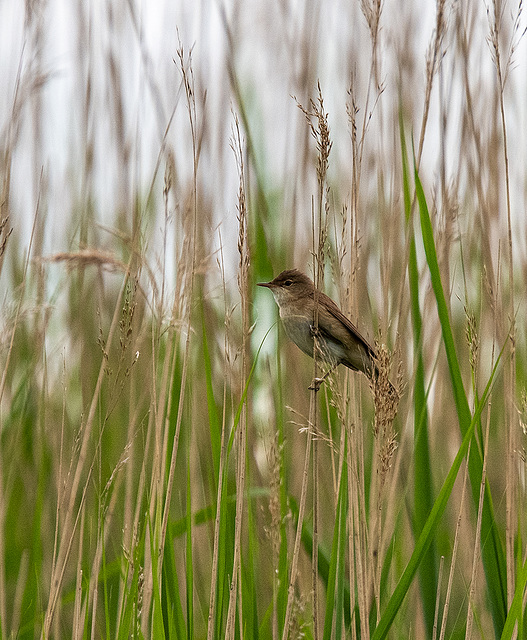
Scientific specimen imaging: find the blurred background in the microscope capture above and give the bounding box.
[3,0,525,270]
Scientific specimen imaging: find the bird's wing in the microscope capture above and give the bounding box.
[312,290,375,357]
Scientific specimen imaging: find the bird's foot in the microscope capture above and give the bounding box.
[308,377,325,392]
[309,324,321,338]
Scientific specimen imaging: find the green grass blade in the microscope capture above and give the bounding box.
[117,521,147,640]
[322,463,343,640]
[415,165,508,633]
[241,496,259,640]
[200,297,221,486]
[211,450,230,638]
[372,356,502,640]
[271,335,290,638]
[147,513,167,640]
[101,528,111,640]
[399,113,437,636]
[414,168,471,428]
[186,452,194,640]
[500,539,527,640]
[161,521,186,639]
[322,451,348,640]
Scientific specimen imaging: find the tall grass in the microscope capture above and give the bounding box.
[1,0,526,638]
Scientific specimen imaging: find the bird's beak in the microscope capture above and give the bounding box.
[257,281,273,288]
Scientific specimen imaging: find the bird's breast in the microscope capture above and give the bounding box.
[280,312,315,358]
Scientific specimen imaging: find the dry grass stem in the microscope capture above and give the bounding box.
[225,111,250,639]
[439,448,470,640]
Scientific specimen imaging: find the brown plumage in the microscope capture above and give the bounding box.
[258,269,394,392]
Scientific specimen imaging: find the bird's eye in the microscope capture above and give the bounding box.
[284,280,293,286]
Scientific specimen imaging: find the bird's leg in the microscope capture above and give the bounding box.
[308,362,338,392]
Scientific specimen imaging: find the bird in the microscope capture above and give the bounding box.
[258,269,394,393]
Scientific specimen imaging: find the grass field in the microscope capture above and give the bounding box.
[1,0,527,638]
